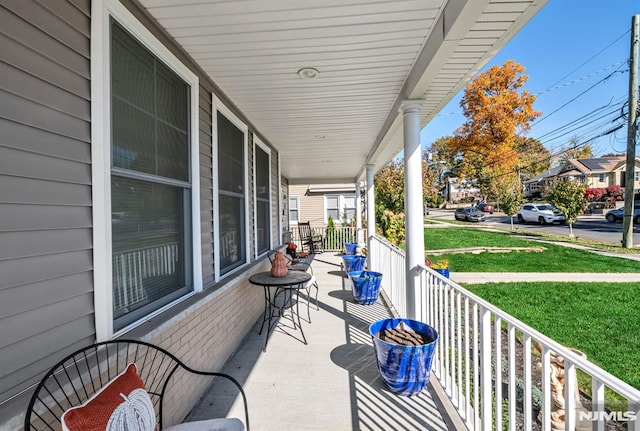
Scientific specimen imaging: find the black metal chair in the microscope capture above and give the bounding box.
[297,221,324,254]
[24,339,250,430]
[267,250,319,322]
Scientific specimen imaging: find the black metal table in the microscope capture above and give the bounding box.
[249,270,312,351]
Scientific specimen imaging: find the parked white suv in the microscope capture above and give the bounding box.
[516,203,565,224]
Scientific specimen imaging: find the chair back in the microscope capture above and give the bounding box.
[298,222,312,242]
[24,340,180,430]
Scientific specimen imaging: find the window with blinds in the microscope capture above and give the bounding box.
[255,145,270,255]
[110,21,192,330]
[217,112,246,274]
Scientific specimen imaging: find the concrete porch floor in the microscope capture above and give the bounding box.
[186,253,460,430]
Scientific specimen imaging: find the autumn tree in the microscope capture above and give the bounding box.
[544,179,588,237]
[450,60,541,199]
[515,137,551,179]
[373,157,442,243]
[555,137,593,166]
[499,188,524,230]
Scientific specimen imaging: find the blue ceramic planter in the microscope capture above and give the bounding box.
[433,268,449,278]
[344,242,358,255]
[348,270,382,305]
[342,255,366,273]
[369,318,438,396]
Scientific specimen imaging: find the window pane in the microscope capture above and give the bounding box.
[219,194,245,273]
[343,196,356,208]
[289,197,298,210]
[255,146,269,200]
[111,21,189,181]
[256,200,269,254]
[255,146,270,254]
[326,196,339,209]
[111,177,187,327]
[217,112,244,193]
[289,208,299,222]
[328,209,340,220]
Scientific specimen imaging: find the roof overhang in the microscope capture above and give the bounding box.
[137,0,548,183]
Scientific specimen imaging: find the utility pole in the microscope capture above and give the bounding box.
[623,14,639,248]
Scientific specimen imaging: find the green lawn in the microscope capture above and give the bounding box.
[467,282,640,390]
[424,228,640,272]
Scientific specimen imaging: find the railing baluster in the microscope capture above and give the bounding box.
[508,324,516,431]
[524,335,532,431]
[465,297,471,424]
[449,286,455,399]
[495,317,503,431]
[592,377,604,431]
[564,359,576,431]
[480,306,492,431]
[541,346,551,431]
[473,302,479,429]
[457,291,463,413]
[444,282,450,395]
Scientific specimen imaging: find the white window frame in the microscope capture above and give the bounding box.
[324,194,356,224]
[289,196,300,224]
[91,0,202,341]
[212,95,250,281]
[253,137,272,257]
[598,173,606,183]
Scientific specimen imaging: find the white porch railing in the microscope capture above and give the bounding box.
[291,226,365,252]
[369,234,640,431]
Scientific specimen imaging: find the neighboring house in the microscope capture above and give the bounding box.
[289,184,358,226]
[524,156,640,197]
[524,166,562,197]
[0,0,546,428]
[441,177,482,204]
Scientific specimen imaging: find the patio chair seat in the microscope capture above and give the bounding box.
[165,418,244,431]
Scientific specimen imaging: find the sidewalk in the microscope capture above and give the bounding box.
[451,272,640,284]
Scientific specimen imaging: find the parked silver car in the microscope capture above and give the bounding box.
[454,207,486,222]
[516,203,565,224]
[605,207,640,223]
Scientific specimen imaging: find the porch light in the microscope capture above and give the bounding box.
[297,67,319,79]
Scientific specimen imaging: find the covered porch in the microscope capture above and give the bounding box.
[187,252,458,430]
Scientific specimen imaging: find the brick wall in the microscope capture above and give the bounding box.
[144,262,267,426]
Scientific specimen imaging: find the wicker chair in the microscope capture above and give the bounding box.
[24,339,250,430]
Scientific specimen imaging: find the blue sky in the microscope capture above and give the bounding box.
[420,0,640,158]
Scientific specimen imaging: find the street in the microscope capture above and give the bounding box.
[426,209,640,245]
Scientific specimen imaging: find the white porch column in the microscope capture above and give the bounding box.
[402,100,425,320]
[366,165,376,269]
[355,182,363,245]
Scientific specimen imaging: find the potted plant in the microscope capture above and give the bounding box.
[425,257,449,278]
[286,242,297,258]
[369,318,438,396]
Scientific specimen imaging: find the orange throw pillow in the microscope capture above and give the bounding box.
[61,363,156,431]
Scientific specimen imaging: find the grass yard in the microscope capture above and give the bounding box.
[424,228,640,272]
[467,282,640,390]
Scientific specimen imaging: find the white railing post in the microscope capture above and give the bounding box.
[366,164,375,271]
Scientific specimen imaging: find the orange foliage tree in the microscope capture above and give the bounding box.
[450,60,541,199]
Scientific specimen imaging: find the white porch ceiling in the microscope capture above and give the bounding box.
[138,0,547,184]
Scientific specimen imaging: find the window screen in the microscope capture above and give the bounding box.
[110,21,192,330]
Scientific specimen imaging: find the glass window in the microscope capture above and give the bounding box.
[342,196,356,222]
[326,196,340,221]
[255,145,270,255]
[110,22,192,330]
[217,112,245,274]
[635,171,640,182]
[599,173,605,183]
[289,197,299,222]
